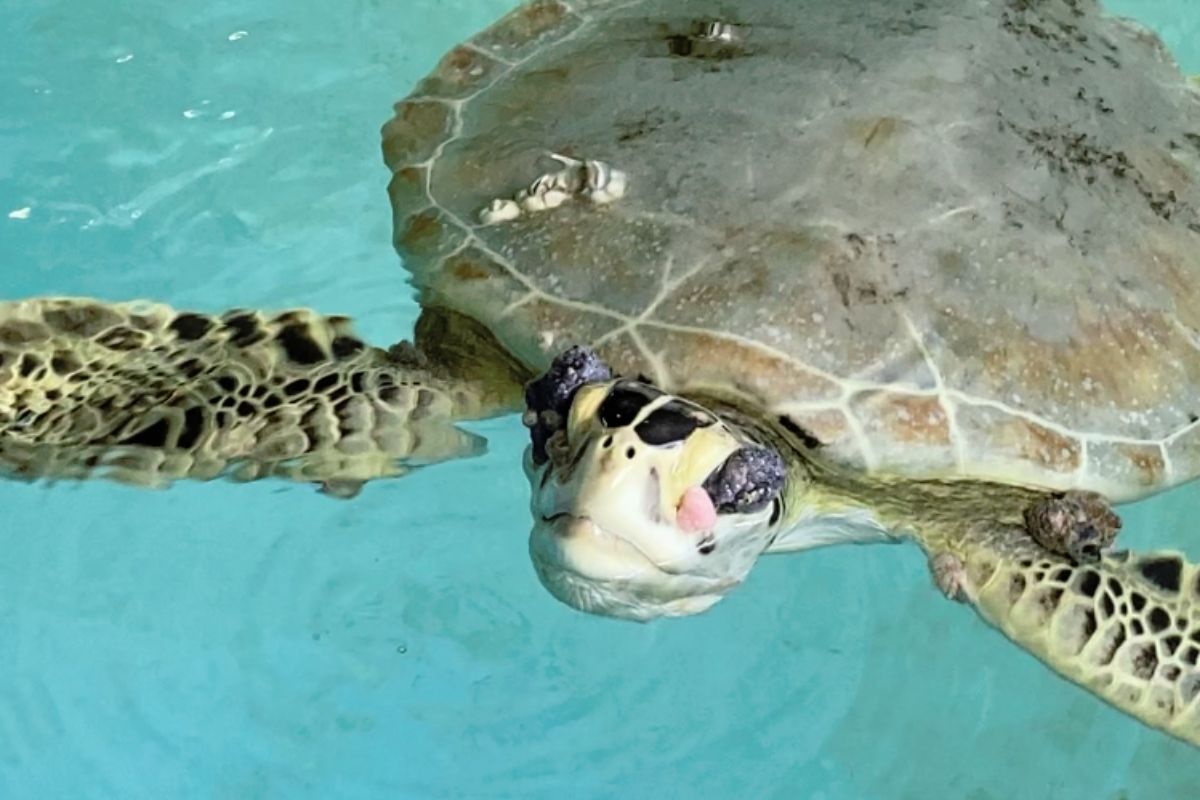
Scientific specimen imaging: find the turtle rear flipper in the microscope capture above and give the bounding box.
[0,298,518,493]
[945,522,1200,747]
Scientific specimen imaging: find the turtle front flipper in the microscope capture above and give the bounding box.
[939,521,1200,748]
[0,298,525,494]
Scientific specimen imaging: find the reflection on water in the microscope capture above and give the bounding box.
[1,0,1199,797]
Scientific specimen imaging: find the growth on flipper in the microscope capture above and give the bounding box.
[1023,490,1122,564]
[0,298,517,494]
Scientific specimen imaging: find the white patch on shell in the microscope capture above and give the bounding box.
[475,152,627,222]
[478,198,521,225]
[582,159,627,204]
[697,21,740,43]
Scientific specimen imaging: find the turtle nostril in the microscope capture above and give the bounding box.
[625,446,636,459]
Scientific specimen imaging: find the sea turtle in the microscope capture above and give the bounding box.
[3,0,1200,746]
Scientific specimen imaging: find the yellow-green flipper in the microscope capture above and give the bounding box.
[0,297,525,495]
[938,524,1200,747]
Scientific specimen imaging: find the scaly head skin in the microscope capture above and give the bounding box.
[523,348,788,621]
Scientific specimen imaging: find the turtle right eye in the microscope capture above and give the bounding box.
[635,402,708,445]
[598,383,657,428]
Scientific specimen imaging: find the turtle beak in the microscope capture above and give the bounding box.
[521,364,786,621]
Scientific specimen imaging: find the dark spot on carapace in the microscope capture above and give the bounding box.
[665,34,693,56]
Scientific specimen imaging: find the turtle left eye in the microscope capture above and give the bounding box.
[598,382,658,428]
[635,404,703,445]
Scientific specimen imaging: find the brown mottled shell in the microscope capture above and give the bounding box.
[382,0,1200,500]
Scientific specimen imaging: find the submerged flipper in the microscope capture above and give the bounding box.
[945,522,1200,747]
[0,297,519,493]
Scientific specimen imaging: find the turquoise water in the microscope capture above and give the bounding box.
[2,0,1199,797]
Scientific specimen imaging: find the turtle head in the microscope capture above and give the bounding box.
[523,347,787,622]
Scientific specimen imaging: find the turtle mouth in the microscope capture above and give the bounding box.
[527,497,762,622]
[537,511,644,553]
[531,509,669,579]
[537,509,605,535]
[535,500,720,577]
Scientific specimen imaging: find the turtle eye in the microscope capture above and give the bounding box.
[598,382,658,428]
[635,402,708,445]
